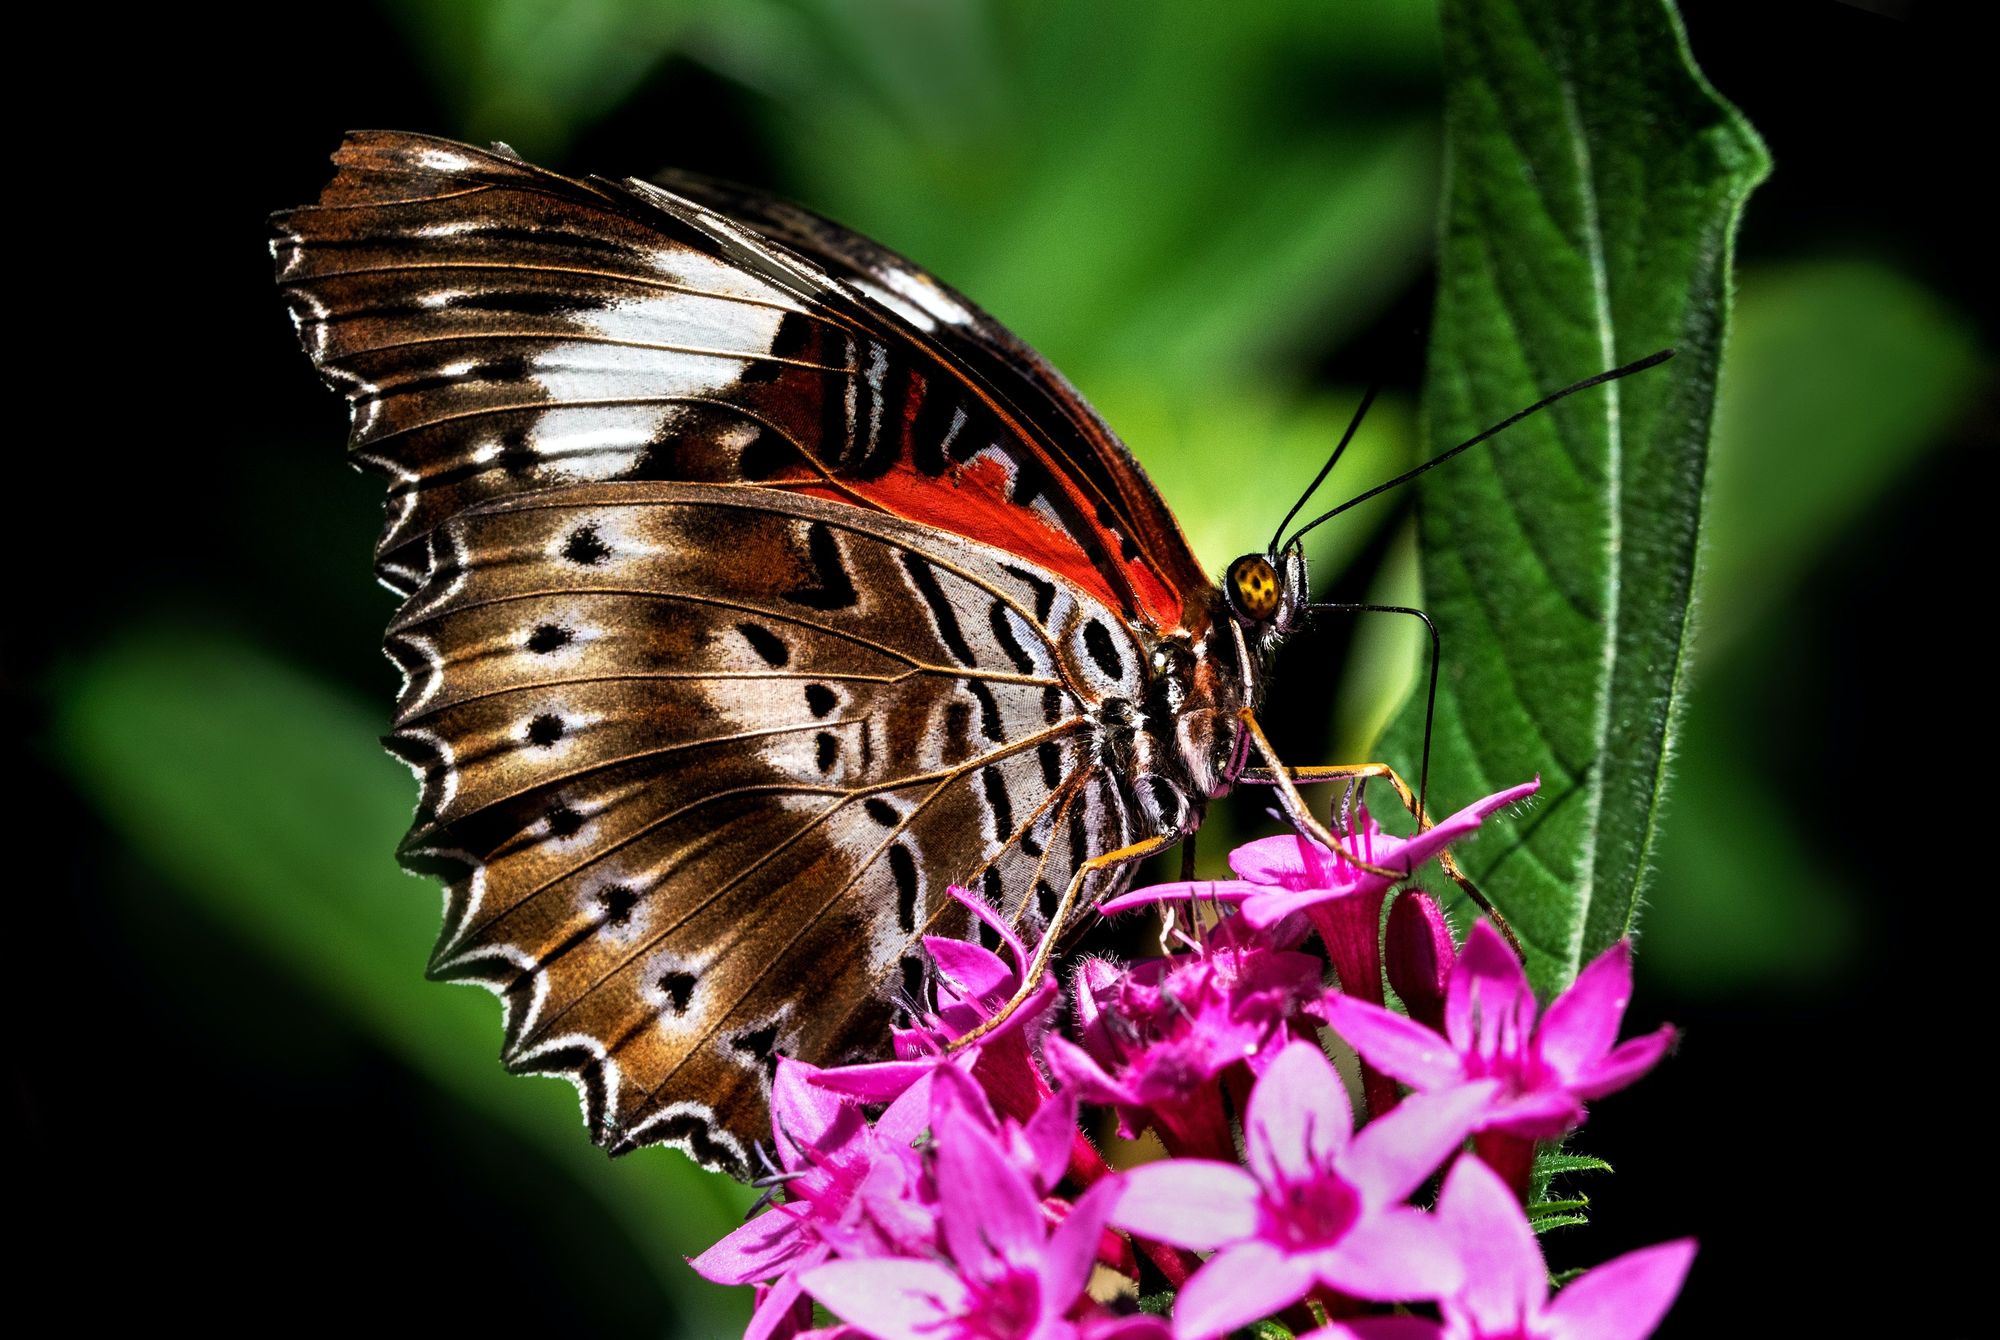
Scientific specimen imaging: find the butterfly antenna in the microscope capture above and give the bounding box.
[1308,602,1439,827]
[1284,349,1675,548]
[1270,381,1384,555]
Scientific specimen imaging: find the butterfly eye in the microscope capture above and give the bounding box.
[1226,554,1282,623]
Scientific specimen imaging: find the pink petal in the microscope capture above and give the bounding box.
[1543,1239,1697,1340]
[1343,1082,1494,1205]
[936,1108,1045,1273]
[1242,883,1354,929]
[925,935,1015,1001]
[772,1057,854,1169]
[1244,1041,1353,1185]
[1042,1177,1123,1314]
[689,1204,815,1285]
[1436,1154,1547,1330]
[799,1258,967,1340]
[1536,939,1633,1076]
[1313,1204,1462,1301]
[1044,1035,1139,1107]
[1112,1159,1261,1250]
[811,1058,939,1102]
[875,1073,936,1146]
[1023,1092,1081,1194]
[1171,1240,1318,1340]
[1385,780,1539,875]
[1317,994,1464,1090]
[1483,1088,1586,1139]
[1098,880,1259,915]
[745,1272,811,1340]
[1569,1024,1677,1101]
[950,883,1030,971]
[1446,921,1537,1055]
[1228,833,1322,885]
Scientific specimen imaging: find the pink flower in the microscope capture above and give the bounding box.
[812,886,1058,1116]
[1308,1156,1696,1340]
[1047,917,1325,1159]
[1109,1041,1496,1340]
[1319,921,1677,1140]
[1099,782,1539,934]
[690,1061,936,1340]
[800,1105,1165,1340]
[1103,782,1536,1120]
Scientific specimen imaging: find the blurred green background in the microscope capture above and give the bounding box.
[22,1,1987,1334]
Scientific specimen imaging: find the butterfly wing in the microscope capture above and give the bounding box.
[387,482,1147,1170]
[272,133,1200,1169]
[271,131,1208,628]
[649,167,1209,609]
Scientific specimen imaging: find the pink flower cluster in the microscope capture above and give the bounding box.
[691,782,1691,1340]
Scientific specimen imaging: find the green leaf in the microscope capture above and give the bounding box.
[1380,0,1768,991]
[51,632,752,1332]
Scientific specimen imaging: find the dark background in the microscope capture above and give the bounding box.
[20,1,1987,1334]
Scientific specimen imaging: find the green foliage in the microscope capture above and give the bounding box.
[1528,1147,1613,1235]
[1380,0,1769,993]
[52,632,753,1333]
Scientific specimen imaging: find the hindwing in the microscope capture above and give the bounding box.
[388,482,1146,1170]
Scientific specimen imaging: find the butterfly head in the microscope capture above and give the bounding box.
[1223,545,1308,640]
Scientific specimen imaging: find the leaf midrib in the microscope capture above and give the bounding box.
[1554,53,1621,983]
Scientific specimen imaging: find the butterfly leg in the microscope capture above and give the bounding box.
[1234,710,1408,882]
[948,832,1178,1050]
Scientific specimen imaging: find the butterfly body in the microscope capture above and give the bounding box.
[274,132,1300,1172]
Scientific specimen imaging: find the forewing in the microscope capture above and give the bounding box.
[389,482,1146,1170]
[653,167,1212,609]
[273,131,1207,627]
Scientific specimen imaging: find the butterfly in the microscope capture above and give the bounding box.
[272,131,1654,1177]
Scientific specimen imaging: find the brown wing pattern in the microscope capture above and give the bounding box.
[388,482,1146,1170]
[271,131,1207,627]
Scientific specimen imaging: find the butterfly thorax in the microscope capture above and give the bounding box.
[1117,546,1306,840]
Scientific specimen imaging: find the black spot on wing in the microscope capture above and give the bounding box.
[909,381,960,477]
[739,426,797,480]
[526,713,565,746]
[1002,565,1058,625]
[597,884,639,927]
[737,622,790,667]
[730,1022,782,1082]
[989,602,1036,674]
[785,522,859,610]
[900,554,977,665]
[815,732,838,773]
[865,798,899,827]
[805,683,837,717]
[1037,879,1061,922]
[563,525,610,566]
[658,971,697,1014]
[527,623,572,654]
[1083,620,1125,682]
[967,681,1004,744]
[890,843,920,932]
[1038,741,1063,790]
[981,766,1015,839]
